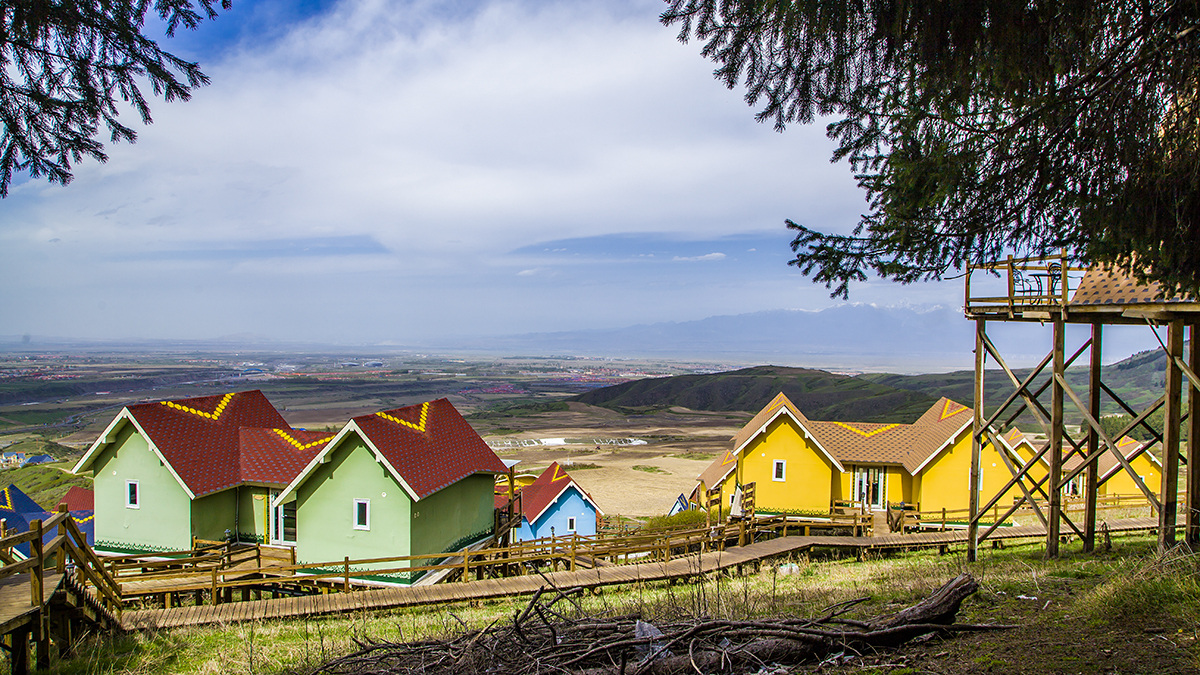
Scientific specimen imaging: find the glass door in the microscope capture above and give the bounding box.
[853,466,887,511]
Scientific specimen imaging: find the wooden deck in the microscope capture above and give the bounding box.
[121,516,1164,630]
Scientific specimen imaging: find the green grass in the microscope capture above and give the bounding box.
[631,465,669,475]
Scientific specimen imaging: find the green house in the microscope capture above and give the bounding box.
[72,391,334,553]
[273,398,508,581]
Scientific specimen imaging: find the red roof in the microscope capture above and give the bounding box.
[237,428,335,486]
[58,486,94,511]
[120,390,308,496]
[351,398,507,500]
[517,462,598,524]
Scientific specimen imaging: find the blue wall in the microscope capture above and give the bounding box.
[515,485,596,541]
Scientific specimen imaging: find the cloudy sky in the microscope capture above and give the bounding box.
[0,0,1161,363]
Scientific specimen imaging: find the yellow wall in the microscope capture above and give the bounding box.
[738,415,837,514]
[1100,454,1161,497]
[917,432,1023,516]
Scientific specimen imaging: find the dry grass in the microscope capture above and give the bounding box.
[40,532,1200,675]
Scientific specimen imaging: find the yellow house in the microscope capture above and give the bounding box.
[694,393,1030,516]
[998,428,1162,499]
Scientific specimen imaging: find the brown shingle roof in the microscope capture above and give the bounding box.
[1070,266,1191,306]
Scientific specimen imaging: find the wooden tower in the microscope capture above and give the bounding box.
[963,254,1200,559]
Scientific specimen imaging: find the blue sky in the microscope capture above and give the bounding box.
[0,0,1162,363]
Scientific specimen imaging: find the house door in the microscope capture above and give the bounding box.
[853,466,887,511]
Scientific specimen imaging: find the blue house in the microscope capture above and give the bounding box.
[0,484,93,555]
[513,463,602,541]
[20,454,54,468]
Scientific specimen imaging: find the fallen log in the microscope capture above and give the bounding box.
[309,574,1012,675]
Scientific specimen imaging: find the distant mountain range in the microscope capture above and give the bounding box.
[443,305,1161,373]
[450,306,979,372]
[3,304,1162,375]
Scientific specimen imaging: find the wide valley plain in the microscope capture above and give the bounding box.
[0,350,753,517]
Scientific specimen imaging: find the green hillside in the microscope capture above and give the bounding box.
[570,366,939,423]
[572,346,1176,426]
[861,347,1176,423]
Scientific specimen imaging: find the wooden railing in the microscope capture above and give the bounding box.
[965,252,1087,315]
[895,493,1168,532]
[113,514,841,604]
[0,506,123,616]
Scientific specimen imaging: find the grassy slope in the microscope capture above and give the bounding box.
[571,366,939,423]
[45,533,1199,674]
[1,463,91,511]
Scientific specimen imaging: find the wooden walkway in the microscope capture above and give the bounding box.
[121,516,1164,630]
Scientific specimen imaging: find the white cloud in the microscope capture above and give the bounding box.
[672,253,726,262]
[0,0,950,344]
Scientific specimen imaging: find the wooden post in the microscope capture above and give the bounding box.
[1047,315,1065,558]
[968,317,985,562]
[11,625,30,675]
[1084,322,1102,552]
[344,557,351,592]
[569,536,577,572]
[30,519,43,608]
[738,520,746,547]
[941,508,946,531]
[211,568,220,605]
[461,549,470,583]
[56,505,68,574]
[1187,325,1200,547]
[1159,319,1185,552]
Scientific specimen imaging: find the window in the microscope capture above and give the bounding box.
[567,516,577,532]
[126,480,140,509]
[353,499,370,530]
[773,460,786,482]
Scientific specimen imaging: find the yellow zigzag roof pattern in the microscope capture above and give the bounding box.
[940,400,969,420]
[375,402,431,432]
[831,422,900,438]
[72,514,94,524]
[0,488,14,511]
[272,429,333,450]
[550,465,569,482]
[161,392,236,420]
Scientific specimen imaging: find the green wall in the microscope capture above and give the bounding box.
[237,486,271,543]
[91,423,192,553]
[410,474,495,555]
[191,489,236,542]
[294,434,412,569]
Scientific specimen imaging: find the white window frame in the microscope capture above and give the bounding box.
[125,480,140,509]
[270,490,297,545]
[773,460,786,482]
[353,498,370,530]
[567,516,577,532]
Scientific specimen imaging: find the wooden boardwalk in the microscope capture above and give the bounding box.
[121,516,1164,630]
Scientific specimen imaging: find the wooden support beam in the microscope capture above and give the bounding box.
[1047,316,1065,558]
[1160,319,1185,552]
[1189,325,1200,547]
[1084,322,1102,553]
[968,318,985,562]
